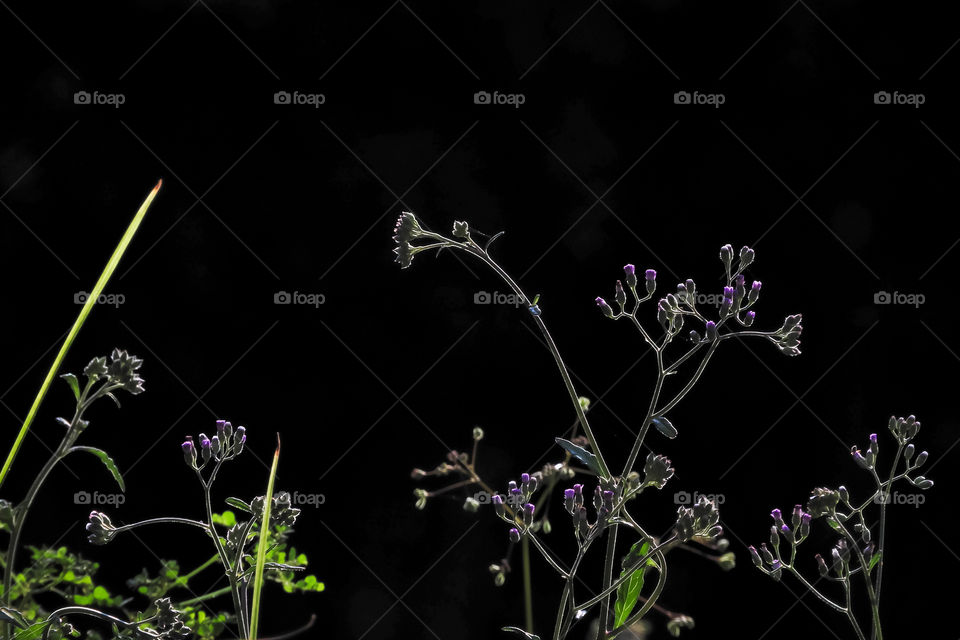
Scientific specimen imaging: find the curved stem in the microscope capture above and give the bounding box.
[113,516,211,534]
[465,243,611,480]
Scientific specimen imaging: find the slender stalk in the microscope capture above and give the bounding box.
[465,243,611,480]
[522,536,534,633]
[872,443,903,615]
[178,585,234,606]
[2,380,119,632]
[0,180,161,492]
[250,435,281,640]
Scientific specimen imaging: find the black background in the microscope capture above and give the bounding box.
[0,2,957,639]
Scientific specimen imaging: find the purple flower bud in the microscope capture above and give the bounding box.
[771,508,783,525]
[216,419,226,435]
[748,545,762,568]
[508,480,518,493]
[521,473,530,485]
[644,269,657,295]
[491,494,505,517]
[719,244,733,266]
[705,320,718,342]
[624,264,637,289]
[182,441,196,467]
[233,427,246,455]
[724,286,734,299]
[792,505,803,527]
[563,489,576,515]
[743,310,756,327]
[815,553,829,576]
[509,527,521,543]
[851,447,871,470]
[595,297,614,319]
[602,490,614,511]
[522,503,535,526]
[615,280,627,308]
[210,435,221,458]
[749,280,762,301]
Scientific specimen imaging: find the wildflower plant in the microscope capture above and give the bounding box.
[0,350,323,640]
[393,212,803,639]
[749,415,934,640]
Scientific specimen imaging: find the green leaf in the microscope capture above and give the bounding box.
[868,551,882,573]
[225,497,252,513]
[70,446,125,492]
[651,416,678,439]
[12,622,48,640]
[60,374,80,401]
[0,180,161,492]
[250,435,281,640]
[501,627,540,639]
[613,541,660,628]
[555,438,602,476]
[212,511,237,528]
[0,607,30,630]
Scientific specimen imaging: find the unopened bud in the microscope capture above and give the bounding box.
[182,441,196,467]
[596,297,614,319]
[492,494,505,517]
[615,280,627,309]
[705,321,718,342]
[645,269,657,295]
[522,503,535,527]
[624,264,637,289]
[509,528,521,543]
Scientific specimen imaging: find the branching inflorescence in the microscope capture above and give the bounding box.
[749,415,934,640]
[394,212,803,639]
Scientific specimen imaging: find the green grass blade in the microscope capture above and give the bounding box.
[249,434,280,640]
[0,180,162,491]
